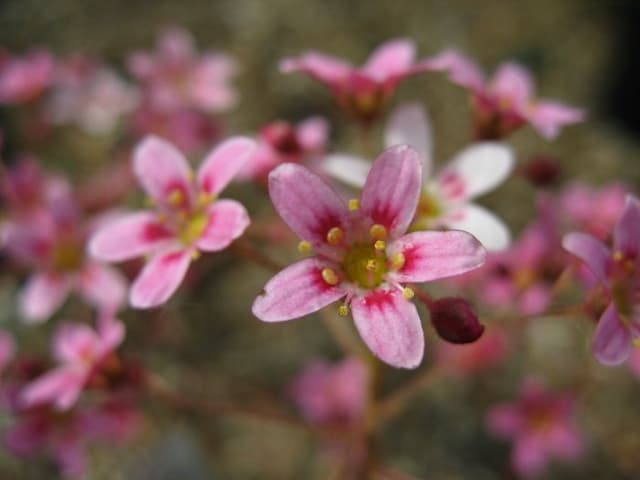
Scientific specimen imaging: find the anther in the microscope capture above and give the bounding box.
[326,227,344,245]
[403,287,415,300]
[390,252,406,270]
[321,268,339,286]
[348,198,360,211]
[198,191,215,207]
[366,259,377,271]
[369,223,387,240]
[338,304,349,316]
[297,240,313,254]
[374,240,386,251]
[167,189,184,207]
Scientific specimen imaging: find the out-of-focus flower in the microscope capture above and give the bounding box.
[325,103,514,250]
[436,327,510,374]
[521,154,562,188]
[252,146,486,368]
[563,195,640,365]
[487,379,585,478]
[281,39,430,124]
[426,49,585,140]
[289,357,367,427]
[239,117,329,183]
[128,27,237,114]
[0,329,16,375]
[89,135,255,308]
[20,316,125,411]
[0,49,55,104]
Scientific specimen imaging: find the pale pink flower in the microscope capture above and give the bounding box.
[426,49,585,139]
[89,135,255,308]
[252,146,486,368]
[280,39,430,124]
[0,49,55,104]
[239,117,329,182]
[324,103,514,250]
[436,327,510,375]
[563,195,640,365]
[289,357,367,427]
[20,316,125,411]
[487,379,585,478]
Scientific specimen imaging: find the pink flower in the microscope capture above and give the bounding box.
[280,39,430,124]
[89,135,255,308]
[0,49,55,104]
[487,379,585,478]
[19,316,125,411]
[325,103,514,250]
[426,49,585,139]
[563,195,640,365]
[252,146,486,368]
[289,357,367,427]
[239,117,329,182]
[436,327,510,375]
[128,27,237,114]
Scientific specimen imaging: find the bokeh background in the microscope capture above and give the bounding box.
[1,0,640,478]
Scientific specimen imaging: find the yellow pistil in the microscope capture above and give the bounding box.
[342,242,388,289]
[366,259,378,271]
[338,304,349,316]
[321,268,339,286]
[178,212,209,246]
[326,227,344,245]
[374,240,386,251]
[297,240,313,254]
[369,223,387,240]
[390,252,406,270]
[167,189,185,207]
[348,198,360,211]
[403,287,415,299]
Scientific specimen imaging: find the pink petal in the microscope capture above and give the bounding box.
[19,273,73,324]
[129,249,192,308]
[424,48,486,91]
[133,135,192,204]
[20,367,85,411]
[614,195,640,257]
[252,258,346,322]
[197,136,256,196]
[592,304,632,366]
[519,284,552,316]
[513,436,548,478]
[363,38,416,81]
[443,203,511,251]
[96,317,125,357]
[562,232,611,284]
[296,116,329,151]
[279,52,352,87]
[360,145,422,238]
[53,322,101,363]
[268,163,349,246]
[527,101,585,139]
[196,199,249,251]
[390,231,486,283]
[89,211,174,262]
[351,289,424,369]
[384,102,433,175]
[78,263,127,311]
[490,63,534,110]
[486,404,522,438]
[547,425,584,460]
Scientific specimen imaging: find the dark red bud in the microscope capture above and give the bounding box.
[429,297,484,344]
[260,121,301,155]
[521,155,562,187]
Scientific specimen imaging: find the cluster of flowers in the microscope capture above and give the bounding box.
[0,29,636,478]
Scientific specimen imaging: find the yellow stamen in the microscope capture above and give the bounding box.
[297,240,313,254]
[374,240,386,251]
[191,250,201,260]
[338,304,349,317]
[326,227,344,245]
[369,223,387,240]
[403,287,415,299]
[167,189,185,207]
[366,259,377,271]
[321,268,339,286]
[348,198,360,211]
[390,252,406,270]
[198,191,216,207]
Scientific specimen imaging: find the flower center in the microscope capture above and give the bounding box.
[411,190,443,231]
[51,239,84,272]
[342,242,388,289]
[178,211,209,246]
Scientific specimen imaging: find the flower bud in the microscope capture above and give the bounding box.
[429,297,485,344]
[521,154,562,188]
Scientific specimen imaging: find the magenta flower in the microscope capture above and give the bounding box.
[0,49,55,104]
[563,195,640,365]
[426,49,585,139]
[487,379,585,478]
[252,146,486,368]
[289,357,367,427]
[325,103,514,250]
[89,135,255,308]
[280,39,430,124]
[20,316,125,411]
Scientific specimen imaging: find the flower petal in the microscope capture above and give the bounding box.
[129,249,192,309]
[390,231,486,283]
[490,63,534,110]
[20,367,85,411]
[322,153,370,188]
[252,258,346,322]
[614,195,640,257]
[351,289,424,369]
[19,273,73,323]
[440,142,514,200]
[363,38,415,82]
[384,102,433,176]
[527,101,585,139]
[96,316,125,357]
[592,304,632,366]
[513,436,548,478]
[89,211,174,262]
[197,136,256,196]
[279,52,352,87]
[78,263,127,311]
[424,48,486,91]
[133,135,192,204]
[53,322,101,363]
[196,199,250,251]
[562,232,611,284]
[361,145,422,237]
[444,203,511,251]
[268,163,349,246]
[296,116,329,151]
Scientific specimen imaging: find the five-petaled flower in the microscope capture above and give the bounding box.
[252,145,486,368]
[563,194,640,365]
[426,49,585,140]
[89,135,256,308]
[280,39,430,125]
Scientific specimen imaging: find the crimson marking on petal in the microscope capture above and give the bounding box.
[142,222,173,242]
